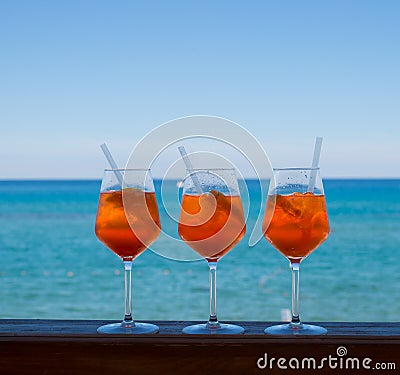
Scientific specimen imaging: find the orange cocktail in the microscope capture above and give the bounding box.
[178,168,246,334]
[262,167,330,335]
[95,189,160,261]
[95,168,160,334]
[263,192,329,262]
[178,190,246,261]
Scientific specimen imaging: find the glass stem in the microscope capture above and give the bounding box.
[290,262,302,327]
[122,261,134,327]
[207,261,220,328]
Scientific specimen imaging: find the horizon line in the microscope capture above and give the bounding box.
[1,176,400,181]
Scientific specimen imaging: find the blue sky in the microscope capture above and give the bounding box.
[1,0,399,178]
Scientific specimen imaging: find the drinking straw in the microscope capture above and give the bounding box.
[100,143,123,185]
[307,137,323,192]
[178,146,204,194]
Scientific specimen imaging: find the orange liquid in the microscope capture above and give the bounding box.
[263,192,329,262]
[95,189,160,261]
[178,191,246,261]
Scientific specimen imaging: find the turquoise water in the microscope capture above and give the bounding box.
[0,179,399,322]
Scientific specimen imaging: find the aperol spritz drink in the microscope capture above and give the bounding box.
[179,190,245,261]
[263,192,329,263]
[96,189,160,260]
[95,169,161,334]
[179,168,246,334]
[262,167,330,335]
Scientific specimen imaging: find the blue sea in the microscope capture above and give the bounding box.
[0,179,399,322]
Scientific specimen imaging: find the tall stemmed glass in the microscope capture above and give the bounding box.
[262,168,330,335]
[95,169,161,334]
[178,168,246,334]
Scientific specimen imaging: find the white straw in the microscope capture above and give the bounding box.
[178,146,204,194]
[307,137,323,192]
[100,143,123,185]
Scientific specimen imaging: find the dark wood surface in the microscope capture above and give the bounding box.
[0,320,399,374]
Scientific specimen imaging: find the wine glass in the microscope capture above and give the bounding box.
[262,167,330,335]
[178,168,246,334]
[95,169,161,334]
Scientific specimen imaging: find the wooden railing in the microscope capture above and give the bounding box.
[0,320,399,374]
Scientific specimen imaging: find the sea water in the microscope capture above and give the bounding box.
[0,179,399,322]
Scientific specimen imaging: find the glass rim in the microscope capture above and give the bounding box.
[185,167,236,172]
[273,167,320,171]
[104,168,151,172]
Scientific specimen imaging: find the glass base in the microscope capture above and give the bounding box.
[265,322,327,336]
[183,322,244,335]
[97,321,159,334]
